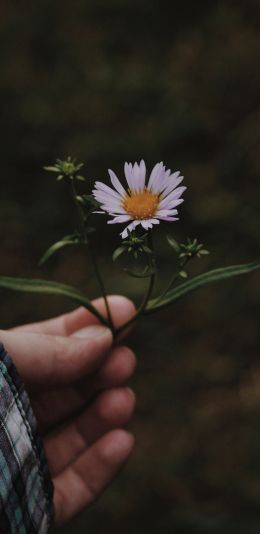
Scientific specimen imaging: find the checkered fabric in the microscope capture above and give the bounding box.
[0,343,54,533]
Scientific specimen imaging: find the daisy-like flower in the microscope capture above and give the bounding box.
[93,161,186,239]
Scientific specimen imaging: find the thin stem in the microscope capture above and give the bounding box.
[69,179,115,333]
[151,256,190,307]
[88,243,115,335]
[70,180,87,240]
[115,232,156,335]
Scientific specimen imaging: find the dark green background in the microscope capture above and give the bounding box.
[0,1,260,532]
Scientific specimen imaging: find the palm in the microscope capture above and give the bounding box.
[2,297,136,525]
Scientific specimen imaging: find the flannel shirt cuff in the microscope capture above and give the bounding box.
[0,342,54,533]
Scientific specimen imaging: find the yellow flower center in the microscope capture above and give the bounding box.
[123,188,160,220]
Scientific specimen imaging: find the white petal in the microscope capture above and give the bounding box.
[160,168,171,190]
[161,170,180,190]
[148,162,164,192]
[147,218,160,225]
[156,209,178,217]
[141,221,152,230]
[124,162,134,190]
[161,170,180,188]
[94,193,123,207]
[121,220,139,239]
[138,159,146,191]
[93,188,123,202]
[160,186,186,205]
[107,215,131,224]
[162,197,184,209]
[132,162,140,192]
[130,160,146,192]
[108,169,126,197]
[121,229,129,239]
[158,216,179,222]
[159,189,186,210]
[96,199,124,212]
[160,175,184,198]
[167,199,184,208]
[94,181,121,200]
[140,219,160,230]
[100,204,127,215]
[147,162,160,189]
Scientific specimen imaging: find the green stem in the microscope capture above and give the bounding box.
[88,243,115,335]
[70,179,115,334]
[151,256,190,307]
[115,232,156,335]
[70,180,87,241]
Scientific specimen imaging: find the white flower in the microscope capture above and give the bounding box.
[93,160,186,239]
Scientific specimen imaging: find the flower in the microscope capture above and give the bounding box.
[93,160,186,238]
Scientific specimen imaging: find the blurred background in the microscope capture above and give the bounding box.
[0,1,260,532]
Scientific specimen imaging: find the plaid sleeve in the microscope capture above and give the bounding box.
[0,342,54,533]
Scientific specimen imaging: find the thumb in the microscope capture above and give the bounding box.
[0,326,112,389]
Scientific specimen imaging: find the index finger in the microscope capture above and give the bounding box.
[11,295,136,337]
[0,326,112,388]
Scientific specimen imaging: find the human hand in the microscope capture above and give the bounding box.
[0,296,136,526]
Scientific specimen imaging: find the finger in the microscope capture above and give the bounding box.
[11,295,136,336]
[0,326,112,388]
[45,387,135,476]
[33,346,136,432]
[53,429,134,525]
[95,345,136,388]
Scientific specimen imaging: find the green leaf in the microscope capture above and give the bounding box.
[142,246,153,254]
[75,195,85,205]
[112,247,126,262]
[146,261,260,312]
[179,270,188,278]
[166,235,180,253]
[199,249,210,255]
[0,276,106,323]
[44,166,60,173]
[39,235,81,265]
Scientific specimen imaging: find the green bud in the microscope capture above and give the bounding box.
[117,230,153,260]
[44,157,86,182]
[179,237,210,260]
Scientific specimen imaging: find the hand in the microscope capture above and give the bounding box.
[0,296,136,526]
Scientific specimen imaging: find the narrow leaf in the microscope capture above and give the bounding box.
[0,276,107,324]
[43,166,60,172]
[142,246,153,254]
[39,235,81,266]
[199,250,210,255]
[112,247,126,262]
[146,261,260,312]
[166,235,180,253]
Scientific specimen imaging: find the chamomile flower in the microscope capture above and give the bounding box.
[93,160,186,238]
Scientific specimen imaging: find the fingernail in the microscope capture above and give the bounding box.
[73,325,111,339]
